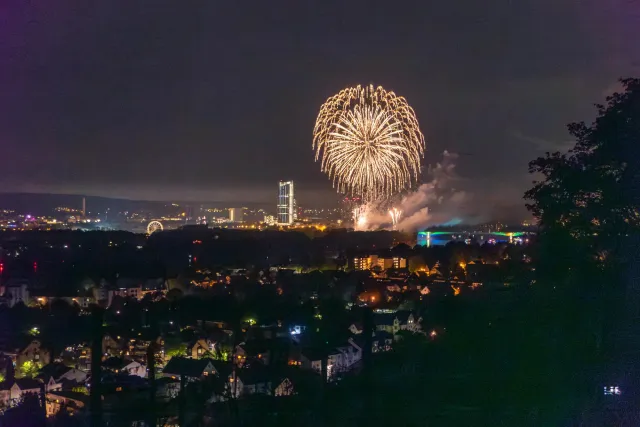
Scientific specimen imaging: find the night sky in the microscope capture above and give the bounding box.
[1,0,638,217]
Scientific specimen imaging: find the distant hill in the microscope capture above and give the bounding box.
[0,192,268,216]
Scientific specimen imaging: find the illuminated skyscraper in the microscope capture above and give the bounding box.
[277,181,294,225]
[229,208,244,223]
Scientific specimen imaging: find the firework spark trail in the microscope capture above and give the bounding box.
[313,84,425,203]
[352,205,369,231]
[389,207,402,229]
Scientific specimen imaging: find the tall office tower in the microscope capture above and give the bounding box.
[82,197,86,217]
[228,208,244,223]
[277,181,294,225]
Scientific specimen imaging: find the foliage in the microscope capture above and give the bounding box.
[214,343,233,361]
[164,343,187,359]
[525,78,640,279]
[19,360,42,378]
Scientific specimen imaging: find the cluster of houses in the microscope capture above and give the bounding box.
[0,306,423,418]
[0,277,167,309]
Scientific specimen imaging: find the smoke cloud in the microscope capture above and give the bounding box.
[363,151,472,231]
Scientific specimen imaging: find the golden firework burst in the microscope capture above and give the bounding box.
[313,84,425,202]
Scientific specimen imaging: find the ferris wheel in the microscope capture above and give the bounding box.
[147,220,163,234]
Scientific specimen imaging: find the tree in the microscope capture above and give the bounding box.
[19,360,42,378]
[164,342,187,359]
[525,78,640,281]
[524,78,640,413]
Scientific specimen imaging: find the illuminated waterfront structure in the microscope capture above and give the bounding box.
[416,230,530,246]
[277,181,295,225]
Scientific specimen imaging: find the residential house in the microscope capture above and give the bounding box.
[162,357,216,381]
[122,360,147,377]
[45,390,87,417]
[349,330,393,353]
[13,339,51,368]
[374,310,422,335]
[228,366,294,398]
[235,340,270,366]
[38,362,78,390]
[57,367,88,385]
[102,357,147,377]
[0,281,29,307]
[43,376,62,392]
[112,278,143,301]
[274,377,295,396]
[102,334,123,358]
[396,311,422,333]
[92,282,109,306]
[419,285,431,295]
[353,254,407,271]
[62,343,92,372]
[141,279,168,298]
[301,338,362,379]
[0,378,42,409]
[189,339,215,359]
[126,334,164,364]
[93,279,143,307]
[39,364,87,391]
[156,377,180,401]
[372,331,394,353]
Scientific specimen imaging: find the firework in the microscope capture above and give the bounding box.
[313,84,425,203]
[353,205,368,231]
[389,207,402,229]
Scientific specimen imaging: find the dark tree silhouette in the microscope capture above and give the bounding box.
[525,78,640,417]
[525,78,640,281]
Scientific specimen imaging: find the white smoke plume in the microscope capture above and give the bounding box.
[362,151,469,231]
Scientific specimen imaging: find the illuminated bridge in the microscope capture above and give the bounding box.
[417,230,529,247]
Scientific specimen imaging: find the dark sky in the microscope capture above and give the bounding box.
[1,0,638,216]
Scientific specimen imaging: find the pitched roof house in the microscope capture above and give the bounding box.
[0,378,42,408]
[162,357,216,381]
